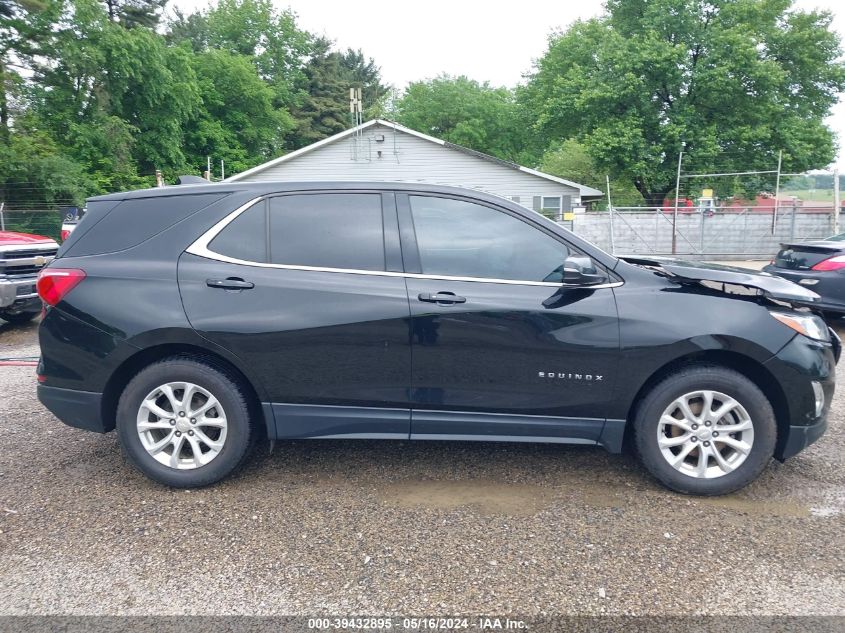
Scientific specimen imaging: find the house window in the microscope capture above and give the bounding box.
[541,196,562,220]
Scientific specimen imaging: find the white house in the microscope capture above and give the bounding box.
[226,119,603,218]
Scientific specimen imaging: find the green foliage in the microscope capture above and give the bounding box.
[290,37,389,147]
[185,49,292,174]
[169,0,312,109]
[30,0,200,180]
[540,140,642,207]
[396,75,535,164]
[100,0,166,28]
[0,120,93,220]
[523,0,845,205]
[3,0,844,218]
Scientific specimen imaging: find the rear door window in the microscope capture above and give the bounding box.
[208,201,268,263]
[206,193,386,272]
[268,194,385,271]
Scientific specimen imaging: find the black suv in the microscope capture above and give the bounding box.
[36,182,838,495]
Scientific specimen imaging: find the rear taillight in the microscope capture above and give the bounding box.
[37,268,86,306]
[61,229,70,241]
[811,255,845,271]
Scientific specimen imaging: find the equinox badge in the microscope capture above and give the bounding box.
[539,372,603,381]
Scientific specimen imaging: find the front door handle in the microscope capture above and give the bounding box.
[418,292,466,304]
[206,277,255,290]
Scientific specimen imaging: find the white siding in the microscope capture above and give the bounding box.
[238,124,581,207]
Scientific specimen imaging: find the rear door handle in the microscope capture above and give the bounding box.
[418,292,466,304]
[206,277,255,290]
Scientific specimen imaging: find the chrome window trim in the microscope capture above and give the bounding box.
[185,195,624,290]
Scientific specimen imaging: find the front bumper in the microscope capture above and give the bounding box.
[0,277,40,311]
[37,384,108,433]
[765,332,837,461]
[779,417,829,461]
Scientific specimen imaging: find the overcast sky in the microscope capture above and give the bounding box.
[170,0,845,170]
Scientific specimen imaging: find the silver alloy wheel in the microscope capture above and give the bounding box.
[136,381,228,470]
[657,390,754,479]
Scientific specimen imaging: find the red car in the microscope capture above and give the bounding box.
[0,230,59,324]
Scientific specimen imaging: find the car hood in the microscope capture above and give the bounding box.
[620,256,820,305]
[0,230,55,246]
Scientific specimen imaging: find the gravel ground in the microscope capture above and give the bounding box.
[0,315,844,618]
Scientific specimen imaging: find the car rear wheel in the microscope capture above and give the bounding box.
[633,365,777,495]
[116,357,256,487]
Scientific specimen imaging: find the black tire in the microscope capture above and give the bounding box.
[633,365,777,496]
[0,310,38,324]
[116,356,257,488]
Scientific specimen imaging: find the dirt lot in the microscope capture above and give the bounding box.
[1,314,844,618]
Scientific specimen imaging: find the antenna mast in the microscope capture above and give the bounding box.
[349,86,363,160]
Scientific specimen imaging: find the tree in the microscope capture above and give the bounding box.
[100,0,166,28]
[523,0,845,205]
[395,75,533,163]
[540,140,643,207]
[185,49,292,174]
[0,0,59,141]
[169,0,313,110]
[0,116,93,218]
[33,0,200,179]
[289,37,389,147]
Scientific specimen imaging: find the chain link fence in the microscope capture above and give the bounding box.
[0,206,71,242]
[565,169,842,260]
[565,204,837,259]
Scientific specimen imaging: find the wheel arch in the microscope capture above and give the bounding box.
[622,349,789,451]
[100,343,272,437]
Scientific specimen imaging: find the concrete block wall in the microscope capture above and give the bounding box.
[564,210,835,259]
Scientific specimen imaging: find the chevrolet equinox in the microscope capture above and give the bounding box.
[36,181,839,495]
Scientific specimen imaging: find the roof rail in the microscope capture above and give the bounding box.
[177,175,210,185]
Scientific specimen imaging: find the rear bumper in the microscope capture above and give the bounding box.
[37,384,108,433]
[0,277,40,311]
[762,265,845,312]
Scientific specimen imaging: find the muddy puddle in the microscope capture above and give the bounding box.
[375,477,817,518]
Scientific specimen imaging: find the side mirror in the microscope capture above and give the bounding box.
[561,255,608,286]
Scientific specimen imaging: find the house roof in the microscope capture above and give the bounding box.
[225,119,605,199]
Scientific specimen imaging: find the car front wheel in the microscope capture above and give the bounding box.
[116,356,256,487]
[633,365,777,495]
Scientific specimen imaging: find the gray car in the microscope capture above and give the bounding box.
[764,234,845,318]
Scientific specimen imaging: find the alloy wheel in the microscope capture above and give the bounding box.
[657,390,754,479]
[136,381,228,470]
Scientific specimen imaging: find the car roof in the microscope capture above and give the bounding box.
[88,181,512,204]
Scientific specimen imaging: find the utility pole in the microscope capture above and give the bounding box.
[207,156,212,181]
[834,168,841,235]
[606,174,615,255]
[672,150,683,255]
[221,160,225,181]
[771,150,782,235]
[0,201,5,231]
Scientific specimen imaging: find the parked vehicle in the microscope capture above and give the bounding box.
[61,220,78,242]
[764,234,845,318]
[0,230,58,324]
[37,182,838,494]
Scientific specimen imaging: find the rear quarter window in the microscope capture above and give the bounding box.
[64,193,228,257]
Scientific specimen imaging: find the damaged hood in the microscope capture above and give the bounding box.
[620,256,820,305]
